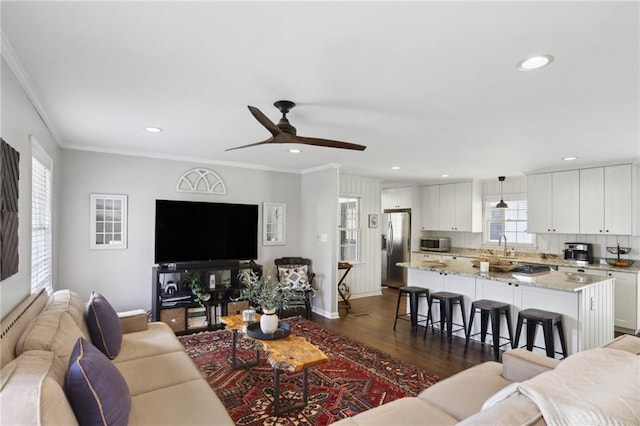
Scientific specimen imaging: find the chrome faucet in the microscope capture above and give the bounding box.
[498,234,507,257]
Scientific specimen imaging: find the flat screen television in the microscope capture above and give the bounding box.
[154,199,258,264]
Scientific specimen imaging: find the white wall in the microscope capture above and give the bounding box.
[0,58,61,319]
[339,175,382,298]
[301,166,339,318]
[58,150,302,312]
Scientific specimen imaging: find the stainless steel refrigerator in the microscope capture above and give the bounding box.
[381,210,411,288]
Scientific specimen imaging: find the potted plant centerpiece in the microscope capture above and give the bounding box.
[235,270,292,334]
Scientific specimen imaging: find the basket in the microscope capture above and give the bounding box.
[606,258,635,267]
[471,259,519,272]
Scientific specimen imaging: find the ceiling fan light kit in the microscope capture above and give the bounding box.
[226,100,367,152]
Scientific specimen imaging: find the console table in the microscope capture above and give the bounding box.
[221,315,329,415]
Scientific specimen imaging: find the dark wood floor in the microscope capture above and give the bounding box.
[311,287,496,379]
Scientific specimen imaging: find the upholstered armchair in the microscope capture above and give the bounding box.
[274,257,316,319]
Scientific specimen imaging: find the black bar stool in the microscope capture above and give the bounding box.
[393,287,430,336]
[424,291,467,349]
[514,308,568,359]
[465,299,514,361]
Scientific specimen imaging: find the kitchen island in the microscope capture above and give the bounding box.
[398,259,615,357]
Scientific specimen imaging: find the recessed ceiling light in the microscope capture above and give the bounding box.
[562,156,577,161]
[441,174,449,178]
[288,148,301,154]
[391,166,401,170]
[517,55,554,71]
[144,126,163,133]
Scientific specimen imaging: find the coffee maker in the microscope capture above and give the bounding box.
[563,242,594,265]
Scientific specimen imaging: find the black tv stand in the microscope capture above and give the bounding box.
[152,261,261,335]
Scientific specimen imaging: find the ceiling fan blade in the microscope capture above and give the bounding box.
[225,138,274,152]
[247,105,281,137]
[294,135,367,151]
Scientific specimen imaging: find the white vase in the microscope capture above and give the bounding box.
[260,309,279,334]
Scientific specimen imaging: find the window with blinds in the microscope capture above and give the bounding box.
[483,194,534,246]
[32,156,52,294]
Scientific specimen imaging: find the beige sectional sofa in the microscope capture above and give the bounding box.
[0,289,233,425]
[335,334,640,425]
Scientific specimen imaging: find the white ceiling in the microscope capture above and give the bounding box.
[2,1,639,184]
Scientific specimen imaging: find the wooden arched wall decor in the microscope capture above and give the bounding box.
[1,138,20,281]
[176,168,227,195]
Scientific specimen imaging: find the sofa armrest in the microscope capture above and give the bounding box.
[118,309,148,333]
[501,348,559,383]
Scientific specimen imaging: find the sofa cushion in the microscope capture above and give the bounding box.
[115,350,204,396]
[85,292,123,359]
[128,379,234,425]
[501,348,560,383]
[0,350,78,426]
[418,361,510,421]
[66,338,131,426]
[113,322,186,363]
[16,309,85,366]
[47,289,91,338]
[331,397,458,426]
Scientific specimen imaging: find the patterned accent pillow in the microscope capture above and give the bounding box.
[65,338,131,426]
[85,292,122,359]
[278,265,309,290]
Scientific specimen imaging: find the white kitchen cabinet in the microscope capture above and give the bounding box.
[607,270,639,333]
[421,185,439,230]
[383,187,412,210]
[580,164,633,235]
[604,165,633,235]
[527,170,579,234]
[421,181,481,232]
[475,278,522,342]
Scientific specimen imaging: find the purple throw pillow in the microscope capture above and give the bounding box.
[85,292,123,359]
[65,338,131,426]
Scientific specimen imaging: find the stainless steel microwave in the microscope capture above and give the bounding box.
[420,237,450,252]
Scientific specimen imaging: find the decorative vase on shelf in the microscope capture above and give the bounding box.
[260,309,279,334]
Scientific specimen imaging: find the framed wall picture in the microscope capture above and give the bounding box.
[263,202,286,245]
[368,213,378,228]
[90,194,128,249]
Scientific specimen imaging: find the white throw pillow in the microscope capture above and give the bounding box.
[278,265,309,290]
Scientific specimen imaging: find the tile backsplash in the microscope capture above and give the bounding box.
[424,230,640,261]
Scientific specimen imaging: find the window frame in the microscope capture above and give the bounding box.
[89,193,128,249]
[482,193,536,248]
[338,195,361,263]
[31,137,53,294]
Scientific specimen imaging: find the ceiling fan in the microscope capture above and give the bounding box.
[226,100,367,152]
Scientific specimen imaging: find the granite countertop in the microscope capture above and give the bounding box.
[413,248,640,274]
[398,259,614,292]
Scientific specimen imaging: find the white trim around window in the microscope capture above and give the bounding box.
[482,193,535,248]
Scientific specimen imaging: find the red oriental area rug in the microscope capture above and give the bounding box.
[179,317,439,425]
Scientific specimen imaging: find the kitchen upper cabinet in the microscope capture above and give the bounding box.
[421,181,481,232]
[604,165,633,235]
[527,170,579,234]
[421,185,439,230]
[383,187,413,210]
[580,165,632,235]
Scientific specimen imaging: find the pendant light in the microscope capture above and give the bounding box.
[496,176,508,209]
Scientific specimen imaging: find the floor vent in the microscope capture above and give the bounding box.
[350,313,371,318]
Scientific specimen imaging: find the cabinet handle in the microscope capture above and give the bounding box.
[599,230,603,233]
[605,230,609,233]
[515,283,519,287]
[508,282,512,286]
[552,229,556,232]
[577,269,585,273]
[547,229,551,232]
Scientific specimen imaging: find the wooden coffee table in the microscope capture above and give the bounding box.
[221,314,329,415]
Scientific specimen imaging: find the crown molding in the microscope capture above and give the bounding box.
[1,31,63,146]
[61,143,307,174]
[300,162,341,174]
